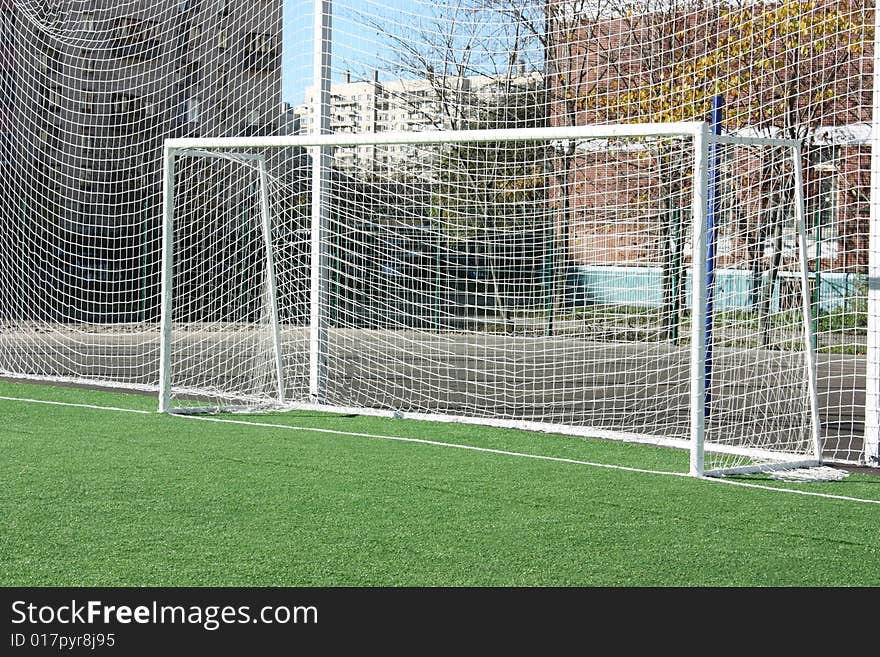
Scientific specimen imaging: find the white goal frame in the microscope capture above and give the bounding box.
[159,121,821,478]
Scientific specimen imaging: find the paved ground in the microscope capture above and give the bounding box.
[0,324,868,463]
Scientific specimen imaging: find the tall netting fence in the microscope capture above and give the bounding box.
[0,0,874,465]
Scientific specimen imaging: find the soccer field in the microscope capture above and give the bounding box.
[1,379,879,587]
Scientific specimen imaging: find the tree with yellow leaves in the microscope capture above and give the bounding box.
[576,0,871,341]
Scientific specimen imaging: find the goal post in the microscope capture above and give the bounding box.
[159,122,821,477]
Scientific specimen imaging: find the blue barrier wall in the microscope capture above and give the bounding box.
[565,266,863,313]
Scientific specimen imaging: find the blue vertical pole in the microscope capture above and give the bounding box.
[705,95,723,420]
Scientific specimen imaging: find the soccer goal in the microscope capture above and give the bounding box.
[159,122,820,477]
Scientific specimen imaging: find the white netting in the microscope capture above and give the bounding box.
[768,465,849,481]
[0,0,300,391]
[0,0,875,467]
[702,138,818,473]
[164,149,308,411]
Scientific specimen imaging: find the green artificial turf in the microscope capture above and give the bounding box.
[1,379,879,586]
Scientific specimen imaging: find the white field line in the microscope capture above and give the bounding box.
[3,394,879,505]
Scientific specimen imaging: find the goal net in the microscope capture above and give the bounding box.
[160,123,820,477]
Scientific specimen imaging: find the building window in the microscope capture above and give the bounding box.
[81,12,96,34]
[218,29,229,50]
[0,132,11,165]
[0,70,15,104]
[108,94,148,135]
[0,11,15,43]
[79,91,99,115]
[185,97,201,124]
[183,61,201,87]
[811,145,840,258]
[112,93,142,116]
[111,18,160,61]
[251,31,274,53]
[44,86,63,114]
[244,32,277,70]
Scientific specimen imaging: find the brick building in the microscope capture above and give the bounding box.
[545,0,873,273]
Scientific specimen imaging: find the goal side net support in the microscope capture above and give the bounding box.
[159,122,821,478]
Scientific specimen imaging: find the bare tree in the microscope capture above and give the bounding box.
[487,0,627,333]
[354,0,552,329]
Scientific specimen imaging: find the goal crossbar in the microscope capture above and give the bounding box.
[165,122,710,152]
[164,125,802,156]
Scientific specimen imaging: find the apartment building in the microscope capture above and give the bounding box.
[294,70,543,178]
